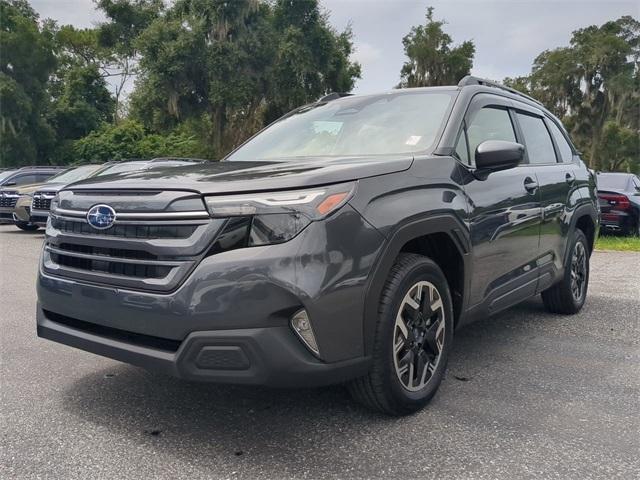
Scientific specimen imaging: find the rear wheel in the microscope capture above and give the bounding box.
[15,222,39,231]
[348,253,454,415]
[541,229,589,314]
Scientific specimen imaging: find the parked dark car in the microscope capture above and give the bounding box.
[36,77,599,415]
[596,172,640,236]
[0,166,65,224]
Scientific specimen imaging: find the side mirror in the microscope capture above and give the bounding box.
[4,181,16,186]
[475,140,524,173]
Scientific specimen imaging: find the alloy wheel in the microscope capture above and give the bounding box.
[570,241,587,302]
[393,281,446,392]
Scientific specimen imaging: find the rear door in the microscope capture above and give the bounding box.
[512,105,582,290]
[460,94,542,310]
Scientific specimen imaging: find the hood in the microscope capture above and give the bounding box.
[14,182,60,195]
[27,183,66,194]
[63,156,414,194]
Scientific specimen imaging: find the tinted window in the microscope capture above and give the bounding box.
[46,165,102,184]
[227,92,455,160]
[455,130,469,163]
[598,174,631,190]
[13,174,38,186]
[517,113,557,164]
[547,120,573,162]
[633,176,640,190]
[95,163,148,176]
[467,107,516,160]
[36,173,54,182]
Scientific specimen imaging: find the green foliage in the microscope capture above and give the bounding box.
[506,16,640,173]
[597,121,640,173]
[50,65,115,139]
[72,120,203,162]
[398,7,474,88]
[596,235,640,251]
[0,0,57,166]
[129,0,360,158]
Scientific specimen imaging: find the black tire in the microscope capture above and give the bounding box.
[15,222,39,231]
[541,229,589,314]
[348,253,454,416]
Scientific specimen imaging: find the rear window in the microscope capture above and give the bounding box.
[598,175,631,190]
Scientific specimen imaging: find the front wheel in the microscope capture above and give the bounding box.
[541,229,589,314]
[348,253,454,416]
[15,222,39,231]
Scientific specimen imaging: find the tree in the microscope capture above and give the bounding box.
[95,0,163,122]
[263,0,361,122]
[505,16,640,172]
[398,7,474,88]
[0,0,56,166]
[129,0,360,159]
[129,0,271,157]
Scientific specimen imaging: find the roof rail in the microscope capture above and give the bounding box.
[317,92,353,102]
[149,157,205,163]
[458,75,544,107]
[17,165,66,170]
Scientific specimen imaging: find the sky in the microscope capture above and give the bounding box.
[31,0,639,94]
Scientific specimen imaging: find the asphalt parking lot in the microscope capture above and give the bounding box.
[1,224,639,479]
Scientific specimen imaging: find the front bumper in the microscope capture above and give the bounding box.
[37,306,370,387]
[37,204,385,385]
[0,207,13,223]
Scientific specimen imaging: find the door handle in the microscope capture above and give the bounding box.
[524,177,538,194]
[565,172,576,184]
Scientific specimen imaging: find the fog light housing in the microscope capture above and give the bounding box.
[290,309,320,357]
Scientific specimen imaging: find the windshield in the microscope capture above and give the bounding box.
[598,175,630,190]
[94,162,148,176]
[0,170,17,183]
[226,91,455,161]
[46,165,102,184]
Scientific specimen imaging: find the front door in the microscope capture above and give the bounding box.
[459,97,542,309]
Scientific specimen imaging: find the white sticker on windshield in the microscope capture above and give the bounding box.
[405,135,422,146]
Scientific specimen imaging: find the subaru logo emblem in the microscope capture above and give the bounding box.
[87,204,116,230]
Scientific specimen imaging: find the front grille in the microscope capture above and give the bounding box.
[42,190,225,292]
[0,193,18,208]
[49,249,172,279]
[50,216,199,239]
[58,243,156,260]
[32,192,54,210]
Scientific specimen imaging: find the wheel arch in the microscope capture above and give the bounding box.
[362,214,471,355]
[570,204,598,257]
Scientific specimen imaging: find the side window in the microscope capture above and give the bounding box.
[633,176,640,190]
[36,173,53,183]
[455,129,469,163]
[516,113,557,164]
[13,174,38,186]
[547,120,573,163]
[467,107,516,161]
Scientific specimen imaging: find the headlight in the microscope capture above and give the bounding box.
[205,182,355,248]
[50,194,60,212]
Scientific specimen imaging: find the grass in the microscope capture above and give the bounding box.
[595,235,640,252]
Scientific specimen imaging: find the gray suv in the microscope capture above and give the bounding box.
[36,77,599,415]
